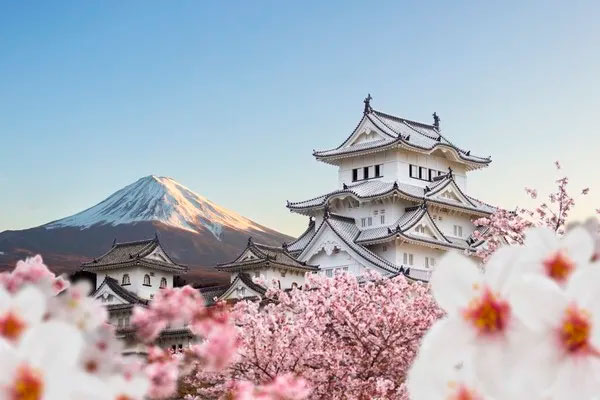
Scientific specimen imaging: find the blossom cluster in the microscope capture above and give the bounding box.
[408,226,600,400]
[0,255,148,400]
[188,271,442,400]
[474,161,590,260]
[0,256,310,400]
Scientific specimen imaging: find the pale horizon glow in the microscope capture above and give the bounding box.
[1,1,598,237]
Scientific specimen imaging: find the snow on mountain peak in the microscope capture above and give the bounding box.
[45,175,266,238]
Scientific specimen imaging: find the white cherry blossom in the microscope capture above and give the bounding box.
[0,285,46,343]
[509,266,600,400]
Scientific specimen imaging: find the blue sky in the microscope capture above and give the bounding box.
[1,1,598,236]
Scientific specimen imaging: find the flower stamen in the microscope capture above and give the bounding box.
[11,364,44,400]
[463,288,510,335]
[0,311,27,341]
[560,305,593,354]
[446,382,481,400]
[543,251,575,283]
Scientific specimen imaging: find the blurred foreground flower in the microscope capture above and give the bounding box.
[408,226,600,400]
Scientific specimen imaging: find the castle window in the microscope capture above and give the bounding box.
[363,166,369,179]
[160,277,167,289]
[425,257,436,268]
[367,217,372,227]
[361,218,366,227]
[352,168,358,182]
[380,209,385,224]
[454,225,463,237]
[419,167,428,180]
[403,253,414,266]
[143,274,151,286]
[409,164,419,178]
[121,274,130,286]
[375,164,382,177]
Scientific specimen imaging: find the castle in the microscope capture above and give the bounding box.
[82,96,495,346]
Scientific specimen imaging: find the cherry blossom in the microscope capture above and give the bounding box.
[0,285,45,343]
[0,255,68,295]
[0,321,105,400]
[189,272,441,400]
[509,267,600,399]
[512,226,594,285]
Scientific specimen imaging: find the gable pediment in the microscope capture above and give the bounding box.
[143,244,174,264]
[237,247,263,262]
[298,220,396,275]
[219,276,264,301]
[94,284,130,306]
[427,181,475,208]
[403,210,449,243]
[344,118,392,149]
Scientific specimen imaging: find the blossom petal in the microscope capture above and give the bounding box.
[484,246,522,295]
[0,286,10,313]
[0,344,19,388]
[509,276,567,332]
[13,286,46,326]
[431,251,482,313]
[549,356,600,400]
[524,227,557,251]
[19,321,83,370]
[562,226,594,267]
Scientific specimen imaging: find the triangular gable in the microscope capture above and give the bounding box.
[218,275,265,301]
[342,117,395,149]
[426,179,476,208]
[235,246,265,263]
[93,280,131,306]
[143,243,174,264]
[402,209,450,243]
[298,219,397,275]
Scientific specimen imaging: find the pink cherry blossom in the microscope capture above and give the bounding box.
[190,272,442,400]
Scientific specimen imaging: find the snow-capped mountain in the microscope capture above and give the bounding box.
[46,175,266,238]
[0,176,292,283]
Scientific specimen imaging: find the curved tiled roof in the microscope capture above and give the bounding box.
[92,276,149,305]
[286,219,317,253]
[313,107,491,166]
[217,238,319,272]
[300,213,401,275]
[287,176,495,216]
[81,237,187,273]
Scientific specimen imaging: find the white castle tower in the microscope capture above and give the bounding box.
[212,96,495,302]
[284,95,495,281]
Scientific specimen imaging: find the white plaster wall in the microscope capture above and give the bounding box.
[96,267,175,300]
[308,249,367,277]
[336,149,468,190]
[328,197,414,231]
[391,241,445,270]
[430,211,477,240]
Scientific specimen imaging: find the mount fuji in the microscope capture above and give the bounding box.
[0,176,292,283]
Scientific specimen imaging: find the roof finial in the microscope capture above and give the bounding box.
[363,94,373,115]
[433,112,440,130]
[247,237,253,246]
[154,231,159,242]
[323,204,330,219]
[112,238,116,247]
[448,167,453,178]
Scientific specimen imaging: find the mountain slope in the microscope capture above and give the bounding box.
[0,176,292,283]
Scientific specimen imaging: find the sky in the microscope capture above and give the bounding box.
[1,0,599,236]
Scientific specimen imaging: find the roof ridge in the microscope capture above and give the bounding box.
[113,237,156,246]
[372,109,436,129]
